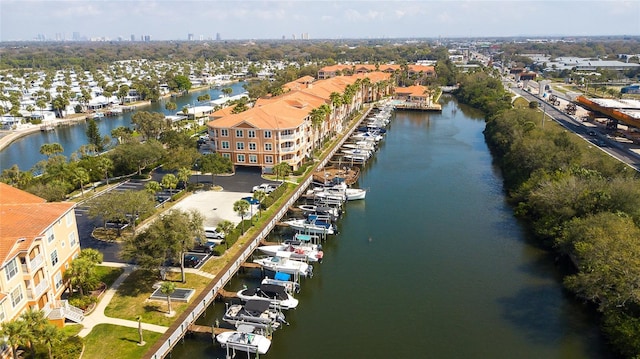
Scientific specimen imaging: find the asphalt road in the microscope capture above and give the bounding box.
[506,82,640,171]
[76,166,273,263]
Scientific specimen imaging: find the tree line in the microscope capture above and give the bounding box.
[456,69,640,358]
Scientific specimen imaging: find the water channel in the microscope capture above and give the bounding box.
[170,97,613,358]
[0,82,247,172]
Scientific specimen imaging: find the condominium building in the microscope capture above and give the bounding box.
[0,183,82,324]
[206,72,393,172]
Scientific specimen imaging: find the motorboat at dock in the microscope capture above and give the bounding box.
[216,324,272,355]
[237,284,299,310]
[223,300,288,330]
[253,252,314,277]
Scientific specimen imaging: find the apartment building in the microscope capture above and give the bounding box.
[317,64,435,81]
[206,72,392,172]
[0,183,81,324]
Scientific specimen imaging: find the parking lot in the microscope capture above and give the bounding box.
[76,166,277,263]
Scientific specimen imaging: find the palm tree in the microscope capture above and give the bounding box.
[216,220,235,250]
[160,281,176,314]
[39,143,64,158]
[177,167,192,188]
[233,199,250,234]
[64,256,96,297]
[20,308,48,357]
[161,173,179,194]
[72,167,90,196]
[0,319,29,359]
[40,324,64,359]
[145,181,162,196]
[253,190,267,217]
[165,101,177,112]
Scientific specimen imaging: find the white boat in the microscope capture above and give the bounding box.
[298,204,340,220]
[261,271,300,294]
[351,131,383,142]
[254,252,314,277]
[345,187,366,200]
[216,324,272,355]
[283,216,335,235]
[258,239,324,262]
[90,112,105,120]
[223,300,287,330]
[342,142,376,152]
[237,284,299,310]
[342,148,372,158]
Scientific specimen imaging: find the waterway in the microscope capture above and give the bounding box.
[170,97,613,358]
[0,82,247,172]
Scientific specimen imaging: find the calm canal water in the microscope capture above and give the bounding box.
[0,82,246,172]
[170,97,613,359]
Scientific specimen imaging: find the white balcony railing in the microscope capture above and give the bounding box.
[30,253,44,271]
[28,280,49,300]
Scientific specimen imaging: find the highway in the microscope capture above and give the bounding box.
[503,79,640,172]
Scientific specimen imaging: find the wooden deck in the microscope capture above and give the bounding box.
[217,289,238,299]
[312,166,360,185]
[189,325,232,335]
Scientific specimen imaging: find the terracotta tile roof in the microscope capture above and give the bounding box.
[0,183,75,264]
[395,85,429,97]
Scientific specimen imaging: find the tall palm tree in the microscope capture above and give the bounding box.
[72,167,90,196]
[252,190,267,217]
[40,324,64,359]
[216,220,235,250]
[0,320,29,359]
[233,199,250,234]
[20,308,48,357]
[160,281,176,314]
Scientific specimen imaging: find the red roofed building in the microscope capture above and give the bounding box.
[0,183,82,326]
[206,72,393,172]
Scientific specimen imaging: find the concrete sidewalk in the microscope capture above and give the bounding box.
[78,264,168,337]
[77,261,216,337]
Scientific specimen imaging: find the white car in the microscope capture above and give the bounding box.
[252,183,278,193]
[204,227,225,243]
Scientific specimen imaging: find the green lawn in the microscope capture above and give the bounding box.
[82,324,162,359]
[95,265,125,287]
[104,270,213,326]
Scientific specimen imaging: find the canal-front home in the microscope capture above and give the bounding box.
[205,72,393,172]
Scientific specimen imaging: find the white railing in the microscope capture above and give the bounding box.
[147,105,374,359]
[29,280,49,300]
[30,253,44,271]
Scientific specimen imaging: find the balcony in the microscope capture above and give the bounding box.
[21,253,45,274]
[27,280,49,301]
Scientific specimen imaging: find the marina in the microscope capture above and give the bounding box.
[167,97,611,359]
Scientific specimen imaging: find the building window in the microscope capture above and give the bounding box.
[221,141,230,149]
[265,155,273,164]
[222,153,231,159]
[264,131,272,139]
[66,212,73,226]
[236,142,245,150]
[281,129,293,136]
[237,154,245,163]
[221,129,228,137]
[249,155,258,163]
[249,143,257,151]
[69,232,77,247]
[51,250,59,267]
[235,129,243,137]
[46,228,54,243]
[264,143,272,151]
[10,286,23,308]
[0,304,5,321]
[5,258,18,281]
[54,272,63,289]
[248,130,256,138]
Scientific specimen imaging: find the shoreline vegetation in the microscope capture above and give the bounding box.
[456,69,640,358]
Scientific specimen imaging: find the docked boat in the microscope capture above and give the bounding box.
[216,324,272,355]
[223,300,287,330]
[254,252,314,277]
[258,238,324,262]
[90,112,105,120]
[261,272,300,294]
[282,216,335,235]
[237,284,299,310]
[351,131,383,142]
[298,204,340,220]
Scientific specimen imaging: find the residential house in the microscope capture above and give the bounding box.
[0,183,83,327]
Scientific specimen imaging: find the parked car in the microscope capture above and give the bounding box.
[252,183,278,193]
[587,130,597,136]
[192,240,217,254]
[184,255,200,268]
[242,196,260,205]
[204,227,225,242]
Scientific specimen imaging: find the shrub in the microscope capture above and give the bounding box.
[69,295,97,310]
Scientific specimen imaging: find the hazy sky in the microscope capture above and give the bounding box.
[1,0,639,41]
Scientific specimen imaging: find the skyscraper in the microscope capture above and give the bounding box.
[188,33,194,41]
[216,32,221,41]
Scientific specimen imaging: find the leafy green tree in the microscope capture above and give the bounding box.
[253,190,267,216]
[177,167,191,187]
[64,256,99,296]
[131,111,171,141]
[39,142,64,158]
[70,165,90,197]
[233,199,250,234]
[145,180,162,195]
[111,126,134,144]
[20,308,49,358]
[165,101,177,112]
[109,140,166,176]
[221,87,233,97]
[117,84,130,104]
[41,324,65,359]
[198,153,233,185]
[0,164,33,189]
[273,161,291,181]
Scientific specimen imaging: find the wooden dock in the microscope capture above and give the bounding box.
[240,262,262,269]
[217,289,238,299]
[189,325,232,335]
[313,166,360,186]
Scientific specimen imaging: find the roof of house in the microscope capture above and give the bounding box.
[0,183,75,265]
[395,85,428,97]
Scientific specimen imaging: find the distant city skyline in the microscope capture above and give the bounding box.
[1,0,639,42]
